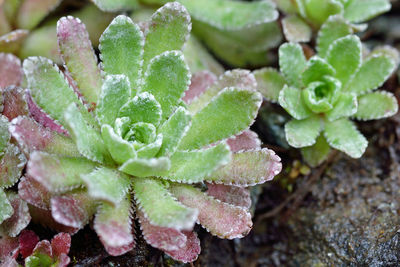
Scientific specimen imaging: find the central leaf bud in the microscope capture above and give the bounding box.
[124,122,157,145]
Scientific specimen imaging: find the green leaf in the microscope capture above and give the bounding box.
[285,115,321,148]
[278,85,312,120]
[179,88,262,150]
[143,2,191,70]
[0,188,13,224]
[101,124,136,165]
[97,75,131,126]
[324,118,367,158]
[326,93,357,121]
[23,57,95,128]
[301,56,336,85]
[282,15,312,43]
[0,144,26,189]
[317,15,353,58]
[132,177,197,230]
[119,157,170,177]
[136,133,163,159]
[82,167,131,206]
[301,134,331,167]
[118,92,162,126]
[345,55,396,95]
[303,0,343,26]
[344,0,391,23]
[142,51,190,120]
[27,151,97,193]
[157,107,192,157]
[326,35,362,86]
[179,0,278,30]
[57,16,103,104]
[354,91,398,120]
[16,0,62,30]
[279,42,307,88]
[208,148,282,186]
[161,142,231,183]
[64,103,110,163]
[0,115,10,154]
[253,67,286,103]
[92,0,138,11]
[100,15,144,92]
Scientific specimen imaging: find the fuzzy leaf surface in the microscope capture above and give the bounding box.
[226,130,261,152]
[354,91,398,120]
[180,88,261,150]
[324,118,367,158]
[1,87,29,121]
[301,134,331,167]
[183,71,217,105]
[206,184,251,209]
[132,177,197,230]
[285,116,321,148]
[344,0,391,23]
[0,192,31,237]
[282,15,311,43]
[119,157,170,177]
[326,93,358,121]
[0,189,12,224]
[0,144,26,189]
[101,124,136,165]
[92,0,138,11]
[279,85,312,120]
[253,68,285,103]
[0,115,10,154]
[279,42,307,88]
[163,231,200,263]
[0,53,22,88]
[301,56,336,85]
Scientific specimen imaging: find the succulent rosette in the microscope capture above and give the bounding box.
[12,2,282,262]
[255,18,398,166]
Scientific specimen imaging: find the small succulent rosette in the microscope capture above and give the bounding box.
[277,0,391,43]
[13,2,282,263]
[255,25,398,166]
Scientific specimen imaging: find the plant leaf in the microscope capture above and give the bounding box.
[0,192,31,237]
[10,116,79,157]
[119,157,170,177]
[18,176,51,210]
[57,16,102,104]
[301,56,336,85]
[27,151,97,193]
[81,167,131,206]
[101,124,136,165]
[170,184,252,239]
[301,134,331,167]
[285,116,321,148]
[0,29,29,54]
[282,15,312,43]
[345,55,396,95]
[64,103,109,163]
[278,85,312,120]
[118,92,162,126]
[180,87,262,150]
[208,148,281,186]
[16,0,62,30]
[226,130,261,152]
[303,0,343,26]
[0,144,26,189]
[326,35,362,86]
[206,184,251,209]
[324,118,367,158]
[100,15,144,92]
[96,75,131,126]
[279,42,307,88]
[143,2,191,70]
[51,232,71,258]
[317,15,353,58]
[132,177,197,230]
[354,91,398,120]
[344,0,391,23]
[163,231,200,263]
[142,51,190,120]
[161,142,231,183]
[0,53,22,88]
[92,0,138,12]
[253,67,286,103]
[94,195,135,256]
[157,107,191,157]
[0,188,13,224]
[0,115,10,154]
[1,87,29,121]
[326,93,358,121]
[183,71,217,105]
[0,228,19,260]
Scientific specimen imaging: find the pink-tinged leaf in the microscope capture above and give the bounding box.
[183,70,217,104]
[0,144,26,188]
[51,233,71,257]
[0,256,19,266]
[137,210,186,251]
[226,129,261,152]
[208,148,282,186]
[94,195,135,256]
[19,230,39,258]
[0,230,19,261]
[26,151,97,193]
[18,176,51,210]
[0,193,31,237]
[0,30,29,54]
[57,16,102,104]
[163,231,201,263]
[26,92,69,136]
[16,0,62,30]
[51,193,97,229]
[206,184,251,209]
[170,184,252,239]
[57,253,70,267]
[1,87,29,120]
[28,206,79,234]
[32,240,52,257]
[10,116,78,157]
[0,53,22,88]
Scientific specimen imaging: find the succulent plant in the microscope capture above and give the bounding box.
[255,23,398,166]
[275,0,391,43]
[12,2,281,262]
